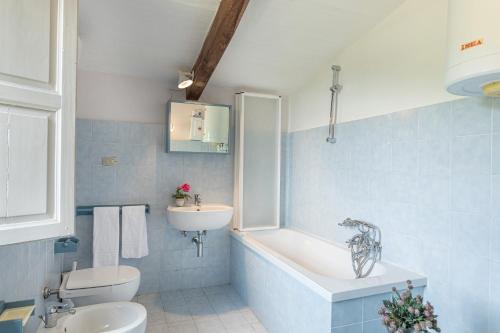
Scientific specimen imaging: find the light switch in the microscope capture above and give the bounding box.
[101,156,118,166]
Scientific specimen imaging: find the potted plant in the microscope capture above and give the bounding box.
[379,280,441,333]
[172,183,191,207]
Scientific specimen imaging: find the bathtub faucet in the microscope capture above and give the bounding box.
[339,218,382,279]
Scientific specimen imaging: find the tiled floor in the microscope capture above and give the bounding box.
[135,284,267,333]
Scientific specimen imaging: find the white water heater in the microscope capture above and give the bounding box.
[446,0,500,97]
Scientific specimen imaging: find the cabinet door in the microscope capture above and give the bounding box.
[0,0,77,245]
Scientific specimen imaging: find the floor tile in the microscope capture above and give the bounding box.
[251,323,268,333]
[165,306,193,324]
[219,310,248,328]
[203,284,232,295]
[147,309,167,326]
[147,322,170,333]
[224,323,255,333]
[240,309,259,324]
[167,321,198,333]
[196,318,227,333]
[183,287,206,299]
[142,285,266,333]
[190,303,218,323]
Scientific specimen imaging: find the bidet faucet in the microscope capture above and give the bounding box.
[40,299,76,328]
[194,193,201,206]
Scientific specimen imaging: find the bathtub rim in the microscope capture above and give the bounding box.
[231,228,427,302]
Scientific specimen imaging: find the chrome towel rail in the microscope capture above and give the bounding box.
[76,204,150,216]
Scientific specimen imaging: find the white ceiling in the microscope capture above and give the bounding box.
[78,0,406,94]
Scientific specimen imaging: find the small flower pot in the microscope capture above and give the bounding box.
[175,198,185,207]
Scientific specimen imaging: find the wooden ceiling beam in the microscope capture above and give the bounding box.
[186,0,249,100]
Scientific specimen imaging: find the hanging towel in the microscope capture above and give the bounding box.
[93,207,120,267]
[121,205,149,258]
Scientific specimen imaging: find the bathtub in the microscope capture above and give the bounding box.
[230,228,426,332]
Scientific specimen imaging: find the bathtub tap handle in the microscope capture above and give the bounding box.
[338,218,358,228]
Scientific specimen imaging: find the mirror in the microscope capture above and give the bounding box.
[167,100,231,154]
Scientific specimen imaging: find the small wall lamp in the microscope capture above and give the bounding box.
[178,71,194,89]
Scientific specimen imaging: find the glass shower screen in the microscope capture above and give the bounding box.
[234,93,281,230]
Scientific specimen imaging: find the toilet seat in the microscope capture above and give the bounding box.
[59,265,140,301]
[66,266,140,289]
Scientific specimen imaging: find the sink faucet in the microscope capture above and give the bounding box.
[40,299,76,328]
[194,193,201,206]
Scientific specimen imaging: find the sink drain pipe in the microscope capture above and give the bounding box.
[192,231,207,257]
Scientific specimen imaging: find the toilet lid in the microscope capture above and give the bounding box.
[66,266,140,290]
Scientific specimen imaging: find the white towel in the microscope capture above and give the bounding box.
[93,207,120,267]
[121,205,149,258]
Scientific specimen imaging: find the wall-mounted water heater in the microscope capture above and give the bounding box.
[446,0,500,97]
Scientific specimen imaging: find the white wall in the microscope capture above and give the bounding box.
[289,0,462,132]
[76,69,236,123]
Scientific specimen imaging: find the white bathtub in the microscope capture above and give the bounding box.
[231,228,426,302]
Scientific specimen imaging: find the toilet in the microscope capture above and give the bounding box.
[58,265,140,306]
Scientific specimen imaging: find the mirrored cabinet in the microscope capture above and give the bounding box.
[167,100,231,154]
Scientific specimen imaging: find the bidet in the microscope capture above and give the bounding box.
[36,302,146,333]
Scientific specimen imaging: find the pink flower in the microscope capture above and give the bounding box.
[178,183,191,192]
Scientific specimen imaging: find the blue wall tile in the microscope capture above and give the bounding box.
[362,292,391,322]
[286,98,497,331]
[452,135,491,175]
[416,174,450,212]
[92,120,119,143]
[452,98,492,136]
[451,173,490,214]
[392,109,418,142]
[451,212,490,258]
[490,217,500,259]
[493,135,500,175]
[71,119,233,294]
[392,140,418,175]
[362,320,386,333]
[417,102,452,140]
[417,139,450,177]
[449,251,489,333]
[489,261,500,333]
[332,323,362,333]
[0,240,63,332]
[494,99,500,134]
[332,299,362,327]
[231,238,332,333]
[76,119,92,141]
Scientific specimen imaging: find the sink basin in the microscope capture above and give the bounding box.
[37,302,146,333]
[167,204,234,231]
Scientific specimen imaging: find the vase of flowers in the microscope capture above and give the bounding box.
[379,280,440,333]
[172,183,191,207]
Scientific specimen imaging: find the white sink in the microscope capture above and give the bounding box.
[37,302,146,333]
[167,204,234,231]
